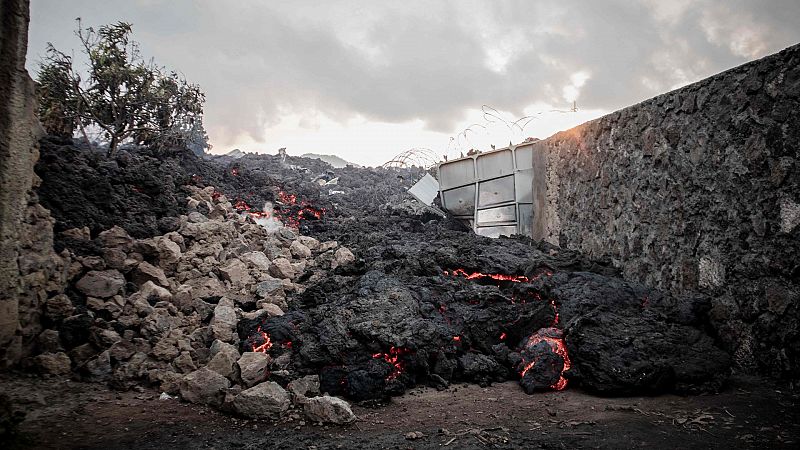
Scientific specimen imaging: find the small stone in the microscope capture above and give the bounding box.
[288,375,320,404]
[98,226,133,248]
[61,227,91,241]
[277,227,296,241]
[133,261,169,287]
[186,276,226,300]
[296,236,320,252]
[93,328,122,348]
[206,340,240,379]
[303,395,356,424]
[79,255,106,270]
[319,241,338,253]
[103,248,128,271]
[219,258,253,287]
[290,241,312,259]
[237,352,271,387]
[173,351,197,373]
[260,304,284,317]
[330,247,355,270]
[188,211,208,223]
[85,350,112,380]
[269,258,296,280]
[37,329,63,353]
[404,431,426,440]
[76,270,125,298]
[180,367,231,407]
[139,281,172,302]
[240,251,271,271]
[44,294,74,321]
[233,381,291,418]
[109,340,136,361]
[155,237,182,268]
[34,352,71,375]
[254,277,284,298]
[153,338,180,361]
[211,303,238,342]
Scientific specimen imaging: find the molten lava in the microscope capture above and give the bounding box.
[445,268,554,284]
[234,199,272,220]
[232,190,325,228]
[446,268,529,283]
[251,326,273,353]
[274,190,326,228]
[372,346,411,380]
[519,327,571,391]
[445,267,570,391]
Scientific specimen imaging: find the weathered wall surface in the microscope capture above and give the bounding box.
[0,0,66,368]
[533,44,800,379]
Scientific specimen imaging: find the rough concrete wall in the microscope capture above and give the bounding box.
[533,43,800,379]
[0,0,66,368]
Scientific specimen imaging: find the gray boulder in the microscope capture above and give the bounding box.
[330,247,355,269]
[132,261,169,287]
[98,226,133,248]
[288,375,320,404]
[180,367,231,407]
[34,352,71,375]
[236,352,271,387]
[304,395,356,424]
[211,303,238,342]
[206,340,240,379]
[76,270,125,298]
[232,381,290,418]
[290,240,312,259]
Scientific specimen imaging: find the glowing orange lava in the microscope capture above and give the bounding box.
[519,328,571,391]
[445,267,569,391]
[445,268,553,284]
[234,199,273,219]
[275,191,325,228]
[251,326,273,353]
[372,346,411,380]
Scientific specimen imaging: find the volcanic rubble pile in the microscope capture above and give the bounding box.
[32,186,359,424]
[35,136,335,242]
[30,143,734,424]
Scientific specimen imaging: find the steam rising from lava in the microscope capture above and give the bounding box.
[233,190,325,231]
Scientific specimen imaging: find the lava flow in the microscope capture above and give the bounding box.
[233,199,272,219]
[519,327,571,391]
[445,268,529,283]
[275,190,325,227]
[445,268,570,391]
[251,326,273,353]
[445,268,553,283]
[372,346,412,380]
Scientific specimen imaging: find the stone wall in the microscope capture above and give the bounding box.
[0,0,66,368]
[532,44,800,379]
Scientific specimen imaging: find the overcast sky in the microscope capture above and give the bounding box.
[26,0,800,166]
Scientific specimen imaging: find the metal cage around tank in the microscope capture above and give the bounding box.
[437,143,535,238]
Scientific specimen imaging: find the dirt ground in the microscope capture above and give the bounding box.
[1,373,797,449]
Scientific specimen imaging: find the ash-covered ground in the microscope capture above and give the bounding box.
[7,139,792,448]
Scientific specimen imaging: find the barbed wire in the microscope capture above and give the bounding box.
[447,102,578,156]
[382,147,441,169]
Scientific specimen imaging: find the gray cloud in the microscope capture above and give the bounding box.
[27,0,800,147]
